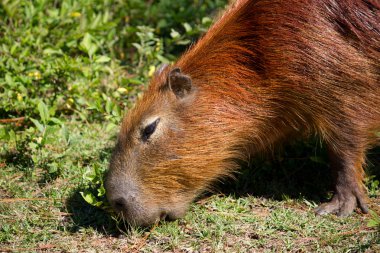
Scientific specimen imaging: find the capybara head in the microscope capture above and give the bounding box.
[105,66,242,226]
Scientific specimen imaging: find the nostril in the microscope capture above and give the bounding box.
[113,197,127,212]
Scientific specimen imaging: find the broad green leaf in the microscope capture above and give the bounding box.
[43,48,63,55]
[0,127,8,140]
[132,43,142,51]
[49,117,63,125]
[60,124,70,144]
[30,118,45,133]
[116,87,127,94]
[111,105,121,117]
[97,185,106,197]
[170,29,180,39]
[83,166,97,183]
[88,44,98,58]
[105,99,113,114]
[31,154,38,164]
[156,54,170,63]
[183,22,192,33]
[80,190,96,204]
[90,14,102,29]
[80,33,92,53]
[80,191,103,207]
[202,17,212,25]
[105,123,117,133]
[38,100,49,124]
[95,55,111,63]
[176,39,191,45]
[8,129,16,143]
[10,44,18,55]
[5,74,14,87]
[128,78,143,85]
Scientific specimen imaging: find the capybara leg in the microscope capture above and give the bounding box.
[314,146,369,216]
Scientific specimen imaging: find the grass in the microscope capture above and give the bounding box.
[1,0,380,252]
[1,122,379,252]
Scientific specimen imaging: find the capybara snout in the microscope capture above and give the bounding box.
[106,0,380,226]
[106,142,188,226]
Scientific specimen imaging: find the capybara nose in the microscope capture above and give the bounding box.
[112,197,129,212]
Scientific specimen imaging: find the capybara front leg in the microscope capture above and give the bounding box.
[314,146,369,216]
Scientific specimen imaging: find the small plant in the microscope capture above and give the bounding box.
[132,26,169,75]
[367,175,380,198]
[367,210,380,231]
[80,164,110,210]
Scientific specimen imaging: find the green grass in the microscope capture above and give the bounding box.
[1,123,379,252]
[1,0,380,252]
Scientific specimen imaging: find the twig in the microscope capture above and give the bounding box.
[0,198,53,203]
[0,248,12,252]
[0,117,25,124]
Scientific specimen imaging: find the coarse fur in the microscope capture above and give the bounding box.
[106,0,380,226]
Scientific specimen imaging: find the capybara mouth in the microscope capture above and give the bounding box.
[114,208,179,227]
[160,211,179,222]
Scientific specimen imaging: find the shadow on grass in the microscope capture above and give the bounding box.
[1,142,34,175]
[208,140,330,203]
[65,189,122,236]
[367,146,380,180]
[213,140,380,204]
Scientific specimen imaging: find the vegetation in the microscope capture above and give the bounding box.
[0,0,379,252]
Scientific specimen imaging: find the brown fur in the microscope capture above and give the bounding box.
[105,0,380,226]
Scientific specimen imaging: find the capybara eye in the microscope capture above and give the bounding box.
[142,118,160,142]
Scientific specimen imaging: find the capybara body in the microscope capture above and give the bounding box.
[105,0,380,226]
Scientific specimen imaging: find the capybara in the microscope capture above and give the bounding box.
[105,0,380,226]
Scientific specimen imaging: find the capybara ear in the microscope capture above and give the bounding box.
[168,67,192,99]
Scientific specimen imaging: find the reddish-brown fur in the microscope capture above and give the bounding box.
[105,0,380,226]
